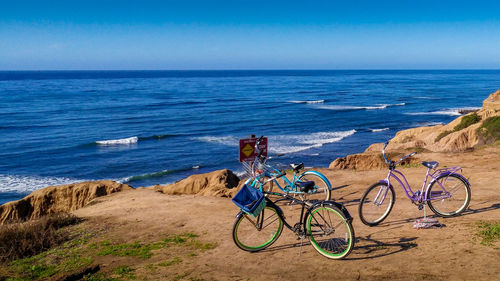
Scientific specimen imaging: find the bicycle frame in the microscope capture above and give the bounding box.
[245,161,331,195]
[380,166,466,204]
[237,192,352,236]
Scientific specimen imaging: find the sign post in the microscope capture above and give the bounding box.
[239,136,267,162]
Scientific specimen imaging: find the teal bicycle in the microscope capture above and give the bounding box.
[244,136,332,201]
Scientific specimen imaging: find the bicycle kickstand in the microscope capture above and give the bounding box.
[298,237,304,258]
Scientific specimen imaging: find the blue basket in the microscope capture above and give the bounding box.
[232,184,266,218]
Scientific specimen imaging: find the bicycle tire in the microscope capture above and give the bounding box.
[306,204,354,259]
[232,206,283,252]
[427,174,471,217]
[358,182,395,226]
[297,172,331,201]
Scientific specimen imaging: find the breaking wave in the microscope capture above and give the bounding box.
[288,100,325,104]
[96,136,138,145]
[370,128,389,132]
[0,174,84,193]
[193,130,356,155]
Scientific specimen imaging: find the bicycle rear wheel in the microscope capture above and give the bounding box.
[427,174,470,217]
[358,182,395,226]
[306,204,354,259]
[298,172,331,201]
[232,206,283,252]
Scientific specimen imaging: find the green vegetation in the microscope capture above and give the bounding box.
[158,257,182,267]
[476,221,500,246]
[478,116,500,140]
[435,130,453,142]
[1,230,216,280]
[0,213,81,263]
[454,113,481,131]
[114,266,136,280]
[435,113,482,142]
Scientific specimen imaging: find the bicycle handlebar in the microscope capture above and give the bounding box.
[381,141,417,166]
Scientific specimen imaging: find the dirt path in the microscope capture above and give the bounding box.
[74,146,500,280]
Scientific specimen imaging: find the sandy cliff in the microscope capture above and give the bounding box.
[331,90,500,170]
[153,169,240,197]
[0,180,131,224]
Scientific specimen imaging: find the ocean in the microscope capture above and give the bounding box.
[1,70,499,204]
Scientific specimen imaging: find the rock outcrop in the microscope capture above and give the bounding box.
[330,90,500,170]
[153,169,240,197]
[0,180,131,224]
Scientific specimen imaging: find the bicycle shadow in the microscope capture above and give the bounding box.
[345,235,418,260]
[462,203,500,216]
[260,233,418,260]
[376,203,500,227]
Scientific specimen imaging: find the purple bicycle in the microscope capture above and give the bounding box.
[358,141,471,226]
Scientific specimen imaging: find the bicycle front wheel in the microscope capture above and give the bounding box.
[298,172,331,201]
[358,182,395,226]
[232,206,283,252]
[306,204,354,259]
[427,174,470,217]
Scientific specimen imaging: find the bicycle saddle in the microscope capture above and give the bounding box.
[290,163,304,172]
[297,180,315,193]
[421,161,439,169]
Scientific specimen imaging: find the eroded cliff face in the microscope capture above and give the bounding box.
[153,169,240,197]
[0,180,131,224]
[330,90,500,170]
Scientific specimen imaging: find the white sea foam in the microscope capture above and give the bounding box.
[96,136,138,145]
[406,109,459,116]
[316,103,404,111]
[194,130,356,155]
[316,105,387,110]
[418,121,444,127]
[0,174,84,193]
[370,128,389,132]
[194,136,239,146]
[288,100,325,104]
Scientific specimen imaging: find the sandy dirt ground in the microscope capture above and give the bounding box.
[74,146,500,281]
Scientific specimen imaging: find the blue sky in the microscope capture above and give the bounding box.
[1,0,500,70]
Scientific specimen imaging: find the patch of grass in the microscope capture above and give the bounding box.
[435,130,453,142]
[158,257,182,267]
[435,113,482,143]
[114,265,136,280]
[82,273,119,281]
[0,213,82,263]
[454,113,481,131]
[478,116,500,140]
[476,221,500,245]
[97,241,159,259]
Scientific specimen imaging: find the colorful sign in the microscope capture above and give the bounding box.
[239,137,267,162]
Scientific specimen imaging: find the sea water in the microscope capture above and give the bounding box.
[1,70,499,204]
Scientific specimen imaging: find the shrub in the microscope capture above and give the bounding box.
[454,113,481,131]
[0,213,81,262]
[478,116,500,140]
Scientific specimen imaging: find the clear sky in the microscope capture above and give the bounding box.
[1,0,500,70]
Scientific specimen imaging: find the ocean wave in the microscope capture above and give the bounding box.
[288,100,325,104]
[120,170,173,183]
[417,121,444,127]
[0,174,84,193]
[316,103,404,111]
[404,107,476,116]
[96,136,138,145]
[194,129,356,155]
[370,128,389,132]
[120,166,199,184]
